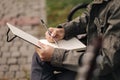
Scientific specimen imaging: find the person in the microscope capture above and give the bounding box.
[31,0,120,80]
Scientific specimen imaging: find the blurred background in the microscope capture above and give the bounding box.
[47,0,92,27]
[0,0,91,80]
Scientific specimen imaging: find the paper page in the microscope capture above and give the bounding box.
[40,38,86,50]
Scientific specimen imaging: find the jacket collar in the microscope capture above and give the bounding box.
[93,0,110,4]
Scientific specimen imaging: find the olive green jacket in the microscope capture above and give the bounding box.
[50,0,120,79]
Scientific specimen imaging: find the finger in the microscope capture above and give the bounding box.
[35,47,42,52]
[38,41,46,49]
[36,46,45,56]
[45,31,52,38]
[35,47,42,55]
[35,48,45,60]
[49,27,54,32]
[51,30,57,38]
[45,32,55,42]
[49,28,57,37]
[35,46,39,50]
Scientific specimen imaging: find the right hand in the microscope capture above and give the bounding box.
[45,27,65,42]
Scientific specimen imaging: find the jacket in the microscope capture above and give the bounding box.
[50,0,120,79]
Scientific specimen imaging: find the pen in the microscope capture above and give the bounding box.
[40,19,59,47]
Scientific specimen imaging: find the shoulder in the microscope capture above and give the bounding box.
[109,0,120,10]
[105,0,120,16]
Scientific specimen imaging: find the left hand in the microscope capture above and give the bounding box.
[36,42,54,61]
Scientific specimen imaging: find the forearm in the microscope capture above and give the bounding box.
[59,13,88,40]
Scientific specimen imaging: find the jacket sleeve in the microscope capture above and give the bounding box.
[50,48,84,71]
[59,10,90,40]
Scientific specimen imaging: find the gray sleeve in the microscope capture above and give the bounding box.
[59,11,89,40]
[50,48,84,71]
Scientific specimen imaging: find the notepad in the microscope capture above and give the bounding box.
[7,23,86,50]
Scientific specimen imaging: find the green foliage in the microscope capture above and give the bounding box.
[46,0,92,27]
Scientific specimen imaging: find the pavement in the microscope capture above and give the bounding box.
[0,0,46,80]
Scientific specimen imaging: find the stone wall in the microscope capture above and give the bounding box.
[0,0,46,80]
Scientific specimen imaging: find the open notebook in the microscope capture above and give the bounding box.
[6,23,86,50]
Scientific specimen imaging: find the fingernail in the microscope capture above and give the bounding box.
[51,34,56,38]
[51,33,54,37]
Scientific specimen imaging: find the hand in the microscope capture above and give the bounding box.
[45,27,65,42]
[36,42,54,61]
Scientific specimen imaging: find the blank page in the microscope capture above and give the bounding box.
[40,37,86,50]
